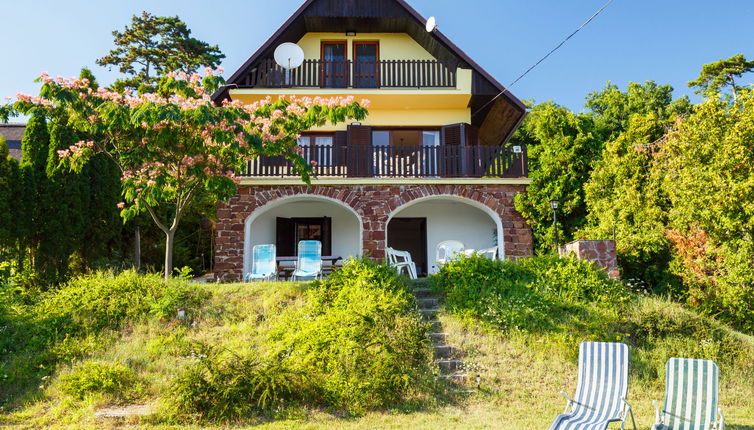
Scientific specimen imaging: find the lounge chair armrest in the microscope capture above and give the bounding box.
[559,391,574,414]
[716,408,725,430]
[620,398,637,430]
[653,400,662,425]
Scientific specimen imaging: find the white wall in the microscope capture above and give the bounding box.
[246,200,361,274]
[390,200,497,274]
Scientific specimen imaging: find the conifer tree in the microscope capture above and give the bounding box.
[19,110,51,269]
[0,136,19,249]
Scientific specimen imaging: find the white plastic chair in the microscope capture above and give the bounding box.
[245,244,277,282]
[478,246,498,260]
[435,240,465,267]
[386,247,418,279]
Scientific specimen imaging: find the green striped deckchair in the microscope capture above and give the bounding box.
[549,341,636,430]
[652,358,725,430]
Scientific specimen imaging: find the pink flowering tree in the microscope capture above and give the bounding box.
[10,70,368,278]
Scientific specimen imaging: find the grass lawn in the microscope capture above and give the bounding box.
[2,278,754,429]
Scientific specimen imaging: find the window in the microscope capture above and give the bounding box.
[298,134,334,166]
[422,131,440,147]
[276,217,332,256]
[353,41,379,88]
[321,42,347,88]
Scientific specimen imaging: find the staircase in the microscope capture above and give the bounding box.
[412,280,470,387]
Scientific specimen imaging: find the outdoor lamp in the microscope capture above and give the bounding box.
[550,199,560,251]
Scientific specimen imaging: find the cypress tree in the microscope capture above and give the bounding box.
[0,136,18,249]
[19,109,51,272]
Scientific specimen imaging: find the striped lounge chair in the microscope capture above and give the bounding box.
[245,244,277,282]
[549,341,636,430]
[291,240,323,281]
[652,358,725,430]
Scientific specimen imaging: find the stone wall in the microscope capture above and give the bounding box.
[214,183,533,280]
[559,239,620,279]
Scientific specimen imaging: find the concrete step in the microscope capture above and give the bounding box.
[434,344,454,359]
[427,320,442,331]
[417,297,439,308]
[419,308,439,319]
[439,372,468,383]
[428,332,448,343]
[436,359,464,373]
[412,287,434,298]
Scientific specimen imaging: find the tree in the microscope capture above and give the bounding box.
[12,71,368,279]
[0,136,20,249]
[18,110,51,270]
[511,102,603,252]
[96,12,225,92]
[657,89,754,331]
[579,81,692,290]
[688,54,754,101]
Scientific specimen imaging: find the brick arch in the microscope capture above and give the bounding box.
[384,193,506,260]
[214,184,532,280]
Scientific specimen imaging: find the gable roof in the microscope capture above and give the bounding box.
[0,123,25,161]
[214,0,527,144]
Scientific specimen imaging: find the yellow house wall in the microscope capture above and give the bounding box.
[309,108,470,131]
[297,32,435,61]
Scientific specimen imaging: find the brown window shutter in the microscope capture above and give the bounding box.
[322,216,332,256]
[334,131,347,166]
[347,125,373,177]
[441,123,463,146]
[275,217,295,257]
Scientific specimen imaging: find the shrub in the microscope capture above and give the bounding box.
[433,254,631,333]
[265,259,435,414]
[167,350,306,420]
[59,361,138,399]
[35,270,209,335]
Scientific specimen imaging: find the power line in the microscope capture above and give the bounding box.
[474,0,616,117]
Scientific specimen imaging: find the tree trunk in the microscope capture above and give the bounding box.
[134,226,141,271]
[164,229,175,280]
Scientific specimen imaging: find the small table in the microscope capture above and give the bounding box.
[276,256,342,279]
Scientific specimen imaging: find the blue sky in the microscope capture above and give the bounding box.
[2,0,753,117]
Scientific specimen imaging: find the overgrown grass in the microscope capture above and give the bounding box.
[2,256,753,429]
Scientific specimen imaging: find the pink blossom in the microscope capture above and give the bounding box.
[116,202,126,209]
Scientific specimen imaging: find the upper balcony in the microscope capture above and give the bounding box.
[242,58,458,89]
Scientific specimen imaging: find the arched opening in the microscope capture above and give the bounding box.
[243,195,362,276]
[386,195,503,276]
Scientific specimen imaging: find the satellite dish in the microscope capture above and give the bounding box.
[425,16,437,32]
[274,43,305,69]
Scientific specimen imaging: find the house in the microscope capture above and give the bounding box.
[0,123,25,161]
[212,0,533,280]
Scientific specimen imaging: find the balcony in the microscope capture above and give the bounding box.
[242,58,458,89]
[240,144,527,179]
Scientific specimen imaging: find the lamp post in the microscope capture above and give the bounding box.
[550,198,560,253]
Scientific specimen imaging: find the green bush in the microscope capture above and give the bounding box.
[433,255,631,333]
[266,259,434,414]
[36,270,209,335]
[59,361,138,399]
[167,350,306,420]
[0,270,210,407]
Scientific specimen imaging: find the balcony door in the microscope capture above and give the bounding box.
[321,41,347,88]
[353,41,379,88]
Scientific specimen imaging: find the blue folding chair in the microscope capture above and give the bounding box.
[291,240,323,281]
[245,244,277,282]
[549,341,636,430]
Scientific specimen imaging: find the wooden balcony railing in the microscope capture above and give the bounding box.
[240,144,527,179]
[243,58,458,89]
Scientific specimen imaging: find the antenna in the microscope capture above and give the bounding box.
[425,16,437,33]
